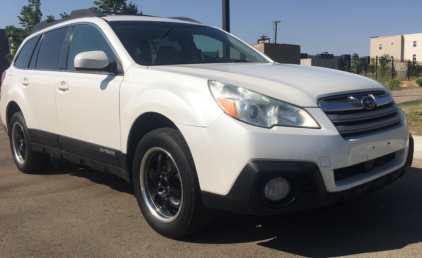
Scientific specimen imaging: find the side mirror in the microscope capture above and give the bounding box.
[74,51,110,71]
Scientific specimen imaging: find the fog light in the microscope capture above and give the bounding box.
[264,177,291,201]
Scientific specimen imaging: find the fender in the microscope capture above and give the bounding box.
[119,65,223,153]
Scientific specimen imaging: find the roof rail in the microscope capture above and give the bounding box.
[30,9,201,35]
[31,9,105,35]
[168,17,201,24]
[102,12,156,18]
[102,12,199,23]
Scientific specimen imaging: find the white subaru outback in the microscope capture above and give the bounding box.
[0,9,414,238]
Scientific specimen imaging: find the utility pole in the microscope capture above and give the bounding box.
[273,21,280,44]
[391,56,394,79]
[222,0,230,33]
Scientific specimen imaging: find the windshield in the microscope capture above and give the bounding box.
[109,21,270,66]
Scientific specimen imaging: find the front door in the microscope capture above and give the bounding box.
[55,24,123,164]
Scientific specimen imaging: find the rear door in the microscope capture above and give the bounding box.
[11,27,69,146]
[55,23,123,164]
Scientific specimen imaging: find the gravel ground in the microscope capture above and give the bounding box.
[1,129,422,258]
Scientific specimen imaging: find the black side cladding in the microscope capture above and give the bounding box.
[27,129,130,182]
[31,9,105,35]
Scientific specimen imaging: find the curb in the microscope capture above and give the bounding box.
[414,135,422,160]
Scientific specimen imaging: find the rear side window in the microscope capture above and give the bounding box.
[28,35,43,69]
[36,27,68,70]
[14,36,39,69]
[67,24,115,71]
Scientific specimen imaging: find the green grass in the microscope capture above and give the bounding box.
[388,78,402,91]
[398,99,422,135]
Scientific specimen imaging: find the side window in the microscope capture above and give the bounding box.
[67,24,115,71]
[14,36,39,69]
[193,35,250,62]
[36,27,69,70]
[29,35,43,69]
[193,35,222,62]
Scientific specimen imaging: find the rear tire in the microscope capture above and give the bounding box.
[132,128,212,239]
[9,112,50,174]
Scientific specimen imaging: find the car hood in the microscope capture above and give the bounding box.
[148,63,388,107]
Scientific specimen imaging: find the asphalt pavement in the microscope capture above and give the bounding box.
[1,129,422,257]
[392,87,422,104]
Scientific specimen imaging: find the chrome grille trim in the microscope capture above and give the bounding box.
[319,91,401,139]
[319,91,393,112]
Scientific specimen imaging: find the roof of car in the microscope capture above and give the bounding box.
[31,9,201,35]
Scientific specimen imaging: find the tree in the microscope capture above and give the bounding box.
[92,0,140,14]
[407,60,422,79]
[60,12,70,18]
[377,54,392,83]
[350,53,362,74]
[5,0,43,63]
[18,0,43,34]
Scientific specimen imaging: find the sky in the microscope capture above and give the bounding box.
[1,0,422,57]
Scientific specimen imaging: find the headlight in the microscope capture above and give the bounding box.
[209,81,320,129]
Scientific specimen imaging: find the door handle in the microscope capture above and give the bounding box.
[21,78,29,86]
[57,81,69,92]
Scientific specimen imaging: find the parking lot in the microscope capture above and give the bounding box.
[1,128,422,257]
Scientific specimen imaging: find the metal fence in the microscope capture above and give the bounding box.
[356,56,422,83]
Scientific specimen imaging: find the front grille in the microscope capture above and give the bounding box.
[319,91,401,139]
[334,152,396,182]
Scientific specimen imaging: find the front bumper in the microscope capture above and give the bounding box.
[201,135,414,215]
[178,108,410,196]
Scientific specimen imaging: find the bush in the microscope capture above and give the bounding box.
[388,78,402,91]
[416,77,422,86]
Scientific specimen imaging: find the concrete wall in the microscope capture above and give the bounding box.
[0,29,10,74]
[300,58,340,69]
[370,35,404,61]
[251,43,300,64]
[403,33,422,62]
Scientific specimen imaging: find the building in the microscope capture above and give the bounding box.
[300,53,351,71]
[370,33,422,62]
[301,57,340,69]
[250,43,300,64]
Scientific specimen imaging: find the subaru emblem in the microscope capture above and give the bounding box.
[361,96,377,110]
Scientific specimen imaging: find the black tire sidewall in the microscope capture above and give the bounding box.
[132,128,200,238]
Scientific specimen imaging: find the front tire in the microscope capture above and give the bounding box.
[9,112,50,174]
[132,128,211,238]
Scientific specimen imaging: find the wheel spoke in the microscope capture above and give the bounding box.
[161,197,172,215]
[169,199,180,208]
[18,128,24,139]
[168,185,181,199]
[21,144,26,159]
[149,184,157,201]
[156,153,164,174]
[164,167,177,178]
[148,168,160,183]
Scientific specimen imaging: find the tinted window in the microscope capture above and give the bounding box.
[29,35,43,69]
[36,27,68,70]
[14,36,39,69]
[109,21,268,66]
[67,24,115,71]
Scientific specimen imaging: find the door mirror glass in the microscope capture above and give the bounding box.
[74,51,110,71]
